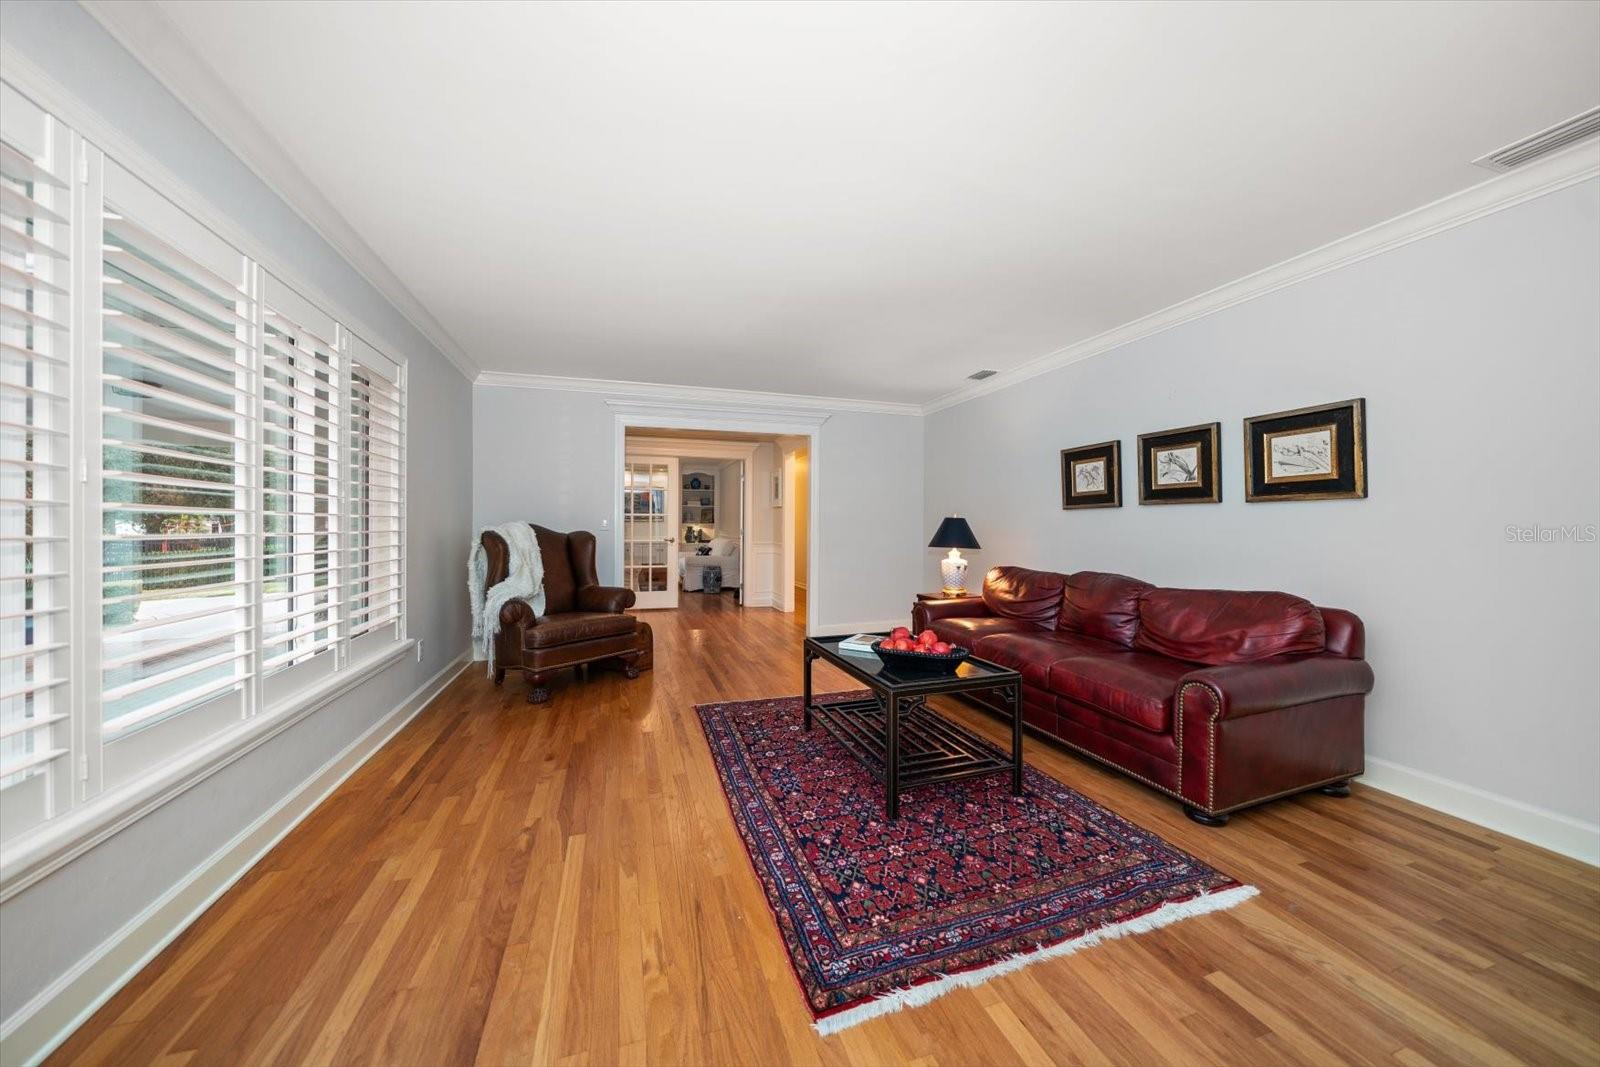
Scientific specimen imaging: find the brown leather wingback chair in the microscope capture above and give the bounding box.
[483,525,653,704]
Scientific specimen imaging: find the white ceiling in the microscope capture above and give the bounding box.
[144,0,1599,404]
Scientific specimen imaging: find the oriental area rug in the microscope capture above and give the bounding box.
[696,692,1257,1035]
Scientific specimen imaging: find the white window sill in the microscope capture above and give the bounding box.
[0,639,415,904]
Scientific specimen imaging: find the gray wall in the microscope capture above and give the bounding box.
[0,0,473,1022]
[924,178,1600,826]
[473,384,922,629]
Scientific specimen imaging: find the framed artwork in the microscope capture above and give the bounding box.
[1060,440,1121,509]
[1138,422,1221,504]
[1244,398,1367,501]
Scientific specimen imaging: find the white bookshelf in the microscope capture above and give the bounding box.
[681,468,717,538]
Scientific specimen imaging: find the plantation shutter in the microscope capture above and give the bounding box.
[98,159,255,755]
[346,338,402,642]
[0,87,74,833]
[260,276,342,676]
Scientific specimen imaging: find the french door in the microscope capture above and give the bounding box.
[622,455,678,609]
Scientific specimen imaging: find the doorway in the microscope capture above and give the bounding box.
[623,431,759,610]
[790,448,809,613]
[616,421,817,632]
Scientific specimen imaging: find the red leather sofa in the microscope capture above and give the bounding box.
[912,567,1373,825]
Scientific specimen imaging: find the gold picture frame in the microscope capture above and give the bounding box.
[1244,399,1366,501]
[1137,422,1221,504]
[1060,440,1122,509]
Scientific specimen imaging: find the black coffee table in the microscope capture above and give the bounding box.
[802,634,1024,820]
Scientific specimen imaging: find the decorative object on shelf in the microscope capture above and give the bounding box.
[769,470,783,507]
[928,515,981,596]
[1060,439,1122,509]
[681,469,718,528]
[1244,398,1367,501]
[1138,421,1221,504]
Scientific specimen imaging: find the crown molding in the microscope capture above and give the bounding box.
[476,370,921,417]
[71,0,1596,408]
[0,46,421,384]
[77,0,480,383]
[923,140,1600,415]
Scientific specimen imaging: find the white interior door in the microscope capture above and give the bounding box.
[623,455,679,609]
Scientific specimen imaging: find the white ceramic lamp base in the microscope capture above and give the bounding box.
[940,549,970,597]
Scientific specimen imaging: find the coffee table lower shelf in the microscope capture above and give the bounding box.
[809,696,1013,791]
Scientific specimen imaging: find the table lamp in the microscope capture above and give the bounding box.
[929,516,981,597]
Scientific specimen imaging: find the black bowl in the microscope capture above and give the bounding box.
[872,641,970,674]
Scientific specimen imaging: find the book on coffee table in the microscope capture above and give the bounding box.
[837,633,884,656]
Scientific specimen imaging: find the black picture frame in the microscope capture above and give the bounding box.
[1137,422,1221,505]
[1060,440,1121,509]
[1244,398,1367,501]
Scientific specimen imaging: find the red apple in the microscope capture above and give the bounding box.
[890,626,911,640]
[917,629,937,646]
[895,638,916,651]
[932,641,952,654]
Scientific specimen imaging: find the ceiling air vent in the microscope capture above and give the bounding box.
[1472,106,1600,172]
[967,369,998,381]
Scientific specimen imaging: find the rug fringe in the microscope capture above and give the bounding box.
[812,883,1260,1037]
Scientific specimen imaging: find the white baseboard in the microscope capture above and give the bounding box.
[0,655,472,1067]
[739,590,778,608]
[814,619,908,636]
[1362,756,1599,867]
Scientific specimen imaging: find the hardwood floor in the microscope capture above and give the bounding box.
[49,596,1600,1066]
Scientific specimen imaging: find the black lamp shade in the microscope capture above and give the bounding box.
[929,516,980,550]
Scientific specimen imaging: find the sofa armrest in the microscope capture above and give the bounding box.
[911,595,989,632]
[577,584,636,614]
[1179,655,1374,720]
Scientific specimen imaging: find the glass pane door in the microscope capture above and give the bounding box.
[622,455,677,609]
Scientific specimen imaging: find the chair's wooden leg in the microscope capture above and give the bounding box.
[493,668,505,687]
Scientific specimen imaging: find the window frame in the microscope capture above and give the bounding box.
[0,68,413,897]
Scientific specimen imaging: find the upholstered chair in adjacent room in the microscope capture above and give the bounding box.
[482,525,653,703]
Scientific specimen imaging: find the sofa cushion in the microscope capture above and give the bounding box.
[525,611,637,649]
[1047,652,1190,733]
[1134,588,1325,666]
[929,615,1041,650]
[974,631,1123,689]
[1057,571,1153,647]
[981,566,1067,627]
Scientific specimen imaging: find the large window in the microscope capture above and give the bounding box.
[0,83,407,843]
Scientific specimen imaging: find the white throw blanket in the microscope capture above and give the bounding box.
[468,523,546,675]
